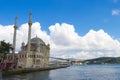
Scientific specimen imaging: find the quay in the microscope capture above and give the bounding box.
[2,65,70,75]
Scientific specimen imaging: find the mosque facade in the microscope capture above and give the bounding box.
[0,12,50,69]
[17,12,50,68]
[18,36,50,68]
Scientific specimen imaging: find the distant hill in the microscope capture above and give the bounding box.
[82,57,120,64]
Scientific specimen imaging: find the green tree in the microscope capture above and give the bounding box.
[0,40,13,62]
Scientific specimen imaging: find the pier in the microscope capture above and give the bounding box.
[1,57,70,75]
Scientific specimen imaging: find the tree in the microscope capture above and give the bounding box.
[0,40,13,62]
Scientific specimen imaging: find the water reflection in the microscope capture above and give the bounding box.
[3,70,50,80]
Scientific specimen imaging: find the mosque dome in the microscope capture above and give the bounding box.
[31,37,44,43]
[30,36,44,48]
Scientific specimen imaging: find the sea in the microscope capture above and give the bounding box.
[2,64,120,80]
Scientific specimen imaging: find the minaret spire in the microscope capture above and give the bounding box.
[29,11,32,23]
[14,16,18,27]
[12,16,18,54]
[27,11,32,54]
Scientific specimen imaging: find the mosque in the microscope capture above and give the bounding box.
[0,12,50,69]
[18,35,50,68]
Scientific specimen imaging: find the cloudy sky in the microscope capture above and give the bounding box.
[0,0,120,60]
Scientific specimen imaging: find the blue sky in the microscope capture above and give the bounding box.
[0,0,120,38]
[1,0,120,59]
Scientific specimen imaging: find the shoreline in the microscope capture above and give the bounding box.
[2,65,70,76]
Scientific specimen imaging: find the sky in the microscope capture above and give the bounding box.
[0,0,120,60]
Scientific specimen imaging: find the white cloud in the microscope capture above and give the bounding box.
[0,22,120,60]
[0,22,50,51]
[112,9,120,15]
[113,0,118,3]
[49,23,120,59]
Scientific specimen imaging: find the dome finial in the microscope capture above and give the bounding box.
[36,34,38,38]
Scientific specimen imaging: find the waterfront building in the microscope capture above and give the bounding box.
[17,11,50,68]
[18,36,50,68]
[0,12,50,69]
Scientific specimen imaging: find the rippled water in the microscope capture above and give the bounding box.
[2,64,120,80]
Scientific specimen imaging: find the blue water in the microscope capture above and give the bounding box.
[2,64,120,80]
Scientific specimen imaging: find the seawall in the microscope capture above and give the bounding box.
[2,65,69,75]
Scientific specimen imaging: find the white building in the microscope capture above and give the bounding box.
[18,36,50,68]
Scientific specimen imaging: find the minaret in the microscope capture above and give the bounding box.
[12,16,18,54]
[27,11,32,53]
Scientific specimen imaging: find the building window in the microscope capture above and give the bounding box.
[30,55,31,58]
[22,55,24,58]
[39,55,41,58]
[25,54,26,58]
[31,55,33,58]
[28,55,30,58]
